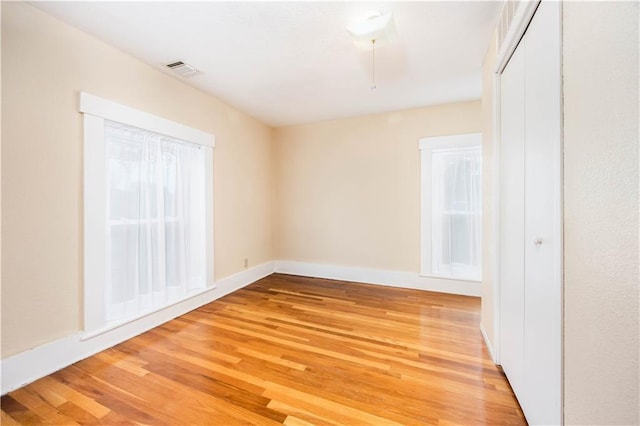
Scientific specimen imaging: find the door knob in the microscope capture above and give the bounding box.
[533,237,543,246]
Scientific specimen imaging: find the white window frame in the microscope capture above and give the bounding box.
[418,133,482,283]
[81,92,215,335]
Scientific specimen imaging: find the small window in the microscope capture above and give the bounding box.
[81,93,215,334]
[419,133,482,281]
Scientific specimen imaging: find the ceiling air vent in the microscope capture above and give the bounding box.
[165,61,199,78]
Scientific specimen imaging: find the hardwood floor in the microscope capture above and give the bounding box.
[1,274,526,425]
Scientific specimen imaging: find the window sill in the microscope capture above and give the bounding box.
[418,273,481,284]
[81,284,216,341]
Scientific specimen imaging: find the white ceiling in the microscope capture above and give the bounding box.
[32,1,502,127]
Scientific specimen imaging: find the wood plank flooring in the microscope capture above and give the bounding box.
[1,274,526,425]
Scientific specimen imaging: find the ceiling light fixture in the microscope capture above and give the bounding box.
[346,11,396,90]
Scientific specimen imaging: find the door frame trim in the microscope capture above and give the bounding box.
[494,1,541,74]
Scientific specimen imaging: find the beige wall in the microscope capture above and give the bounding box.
[563,2,639,424]
[1,2,274,358]
[480,33,498,351]
[481,2,639,424]
[273,102,481,272]
[8,5,637,422]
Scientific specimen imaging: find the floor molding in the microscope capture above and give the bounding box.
[2,260,481,395]
[0,261,275,395]
[480,322,497,364]
[274,261,481,297]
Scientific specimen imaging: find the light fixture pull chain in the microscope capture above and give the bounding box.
[371,39,377,90]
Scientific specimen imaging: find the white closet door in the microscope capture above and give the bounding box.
[499,1,562,425]
[522,1,562,424]
[499,41,526,399]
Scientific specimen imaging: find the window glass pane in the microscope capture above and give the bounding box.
[431,146,482,280]
[105,120,206,321]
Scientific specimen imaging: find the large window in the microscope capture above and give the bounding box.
[82,93,215,334]
[419,133,482,281]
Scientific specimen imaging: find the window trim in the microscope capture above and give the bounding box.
[418,133,482,283]
[81,92,215,335]
[80,93,214,147]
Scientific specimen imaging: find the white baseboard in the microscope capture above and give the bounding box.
[2,260,481,395]
[480,322,497,364]
[274,261,481,297]
[0,261,275,395]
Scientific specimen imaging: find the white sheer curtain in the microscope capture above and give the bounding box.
[105,120,206,322]
[431,147,482,280]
